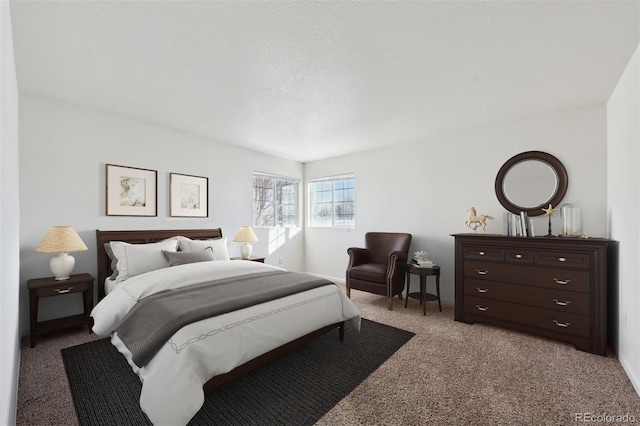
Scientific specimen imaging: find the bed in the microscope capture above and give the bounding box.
[92,228,361,425]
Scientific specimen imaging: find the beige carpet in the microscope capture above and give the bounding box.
[17,285,640,425]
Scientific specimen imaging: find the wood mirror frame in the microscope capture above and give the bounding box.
[495,151,568,217]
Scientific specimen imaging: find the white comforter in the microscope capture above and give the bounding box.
[91,260,361,426]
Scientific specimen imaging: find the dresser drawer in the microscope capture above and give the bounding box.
[462,246,504,261]
[464,295,590,337]
[464,278,589,315]
[535,251,591,270]
[464,260,590,293]
[35,281,89,298]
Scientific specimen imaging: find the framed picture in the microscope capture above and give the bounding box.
[106,164,157,216]
[170,173,209,218]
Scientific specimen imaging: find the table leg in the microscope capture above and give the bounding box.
[29,290,38,348]
[436,273,442,312]
[421,275,427,316]
[405,271,410,308]
[84,285,94,333]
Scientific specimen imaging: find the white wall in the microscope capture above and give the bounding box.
[0,1,21,424]
[607,43,640,394]
[305,106,609,305]
[19,94,304,333]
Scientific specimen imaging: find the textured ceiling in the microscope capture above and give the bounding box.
[9,1,640,162]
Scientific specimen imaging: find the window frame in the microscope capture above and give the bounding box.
[307,173,355,228]
[252,172,300,228]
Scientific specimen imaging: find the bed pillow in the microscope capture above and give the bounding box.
[178,237,230,261]
[110,238,179,283]
[104,243,119,280]
[162,247,215,266]
[106,237,179,280]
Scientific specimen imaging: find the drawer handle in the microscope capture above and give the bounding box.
[553,320,571,328]
[54,287,74,294]
[553,299,571,306]
[475,305,489,312]
[515,254,522,259]
[475,270,489,275]
[553,279,571,285]
[475,287,489,293]
[478,251,485,256]
[558,257,567,262]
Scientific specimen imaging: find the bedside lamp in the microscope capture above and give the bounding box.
[35,226,88,280]
[233,226,258,259]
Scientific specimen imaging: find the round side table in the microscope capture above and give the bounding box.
[405,264,441,316]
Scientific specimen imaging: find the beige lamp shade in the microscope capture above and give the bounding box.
[233,226,258,243]
[35,226,88,280]
[35,226,88,253]
[233,226,258,259]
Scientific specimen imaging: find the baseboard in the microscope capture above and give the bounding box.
[619,355,640,397]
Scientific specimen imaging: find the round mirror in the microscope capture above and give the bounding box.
[495,151,568,216]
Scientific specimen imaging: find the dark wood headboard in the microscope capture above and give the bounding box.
[96,228,223,300]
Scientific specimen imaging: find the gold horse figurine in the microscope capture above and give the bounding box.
[466,207,494,232]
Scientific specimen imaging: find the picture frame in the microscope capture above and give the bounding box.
[106,164,157,216]
[170,173,209,218]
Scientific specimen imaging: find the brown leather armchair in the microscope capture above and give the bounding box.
[346,232,412,310]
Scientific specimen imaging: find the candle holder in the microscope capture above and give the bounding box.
[561,203,582,236]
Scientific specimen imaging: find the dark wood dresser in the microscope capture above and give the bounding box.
[453,233,618,356]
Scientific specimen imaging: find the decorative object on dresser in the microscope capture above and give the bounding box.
[504,212,535,236]
[542,204,556,237]
[27,273,94,348]
[453,234,618,356]
[169,172,209,217]
[233,225,259,258]
[105,164,157,216]
[35,226,88,280]
[465,206,494,232]
[561,203,583,236]
[346,232,412,310]
[495,151,568,217]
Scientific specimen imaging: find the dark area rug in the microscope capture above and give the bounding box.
[62,319,414,426]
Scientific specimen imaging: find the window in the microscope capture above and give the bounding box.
[308,174,355,228]
[253,172,299,228]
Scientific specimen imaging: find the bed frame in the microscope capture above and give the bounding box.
[95,228,345,392]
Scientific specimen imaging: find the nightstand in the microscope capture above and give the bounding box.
[27,273,94,348]
[231,256,266,263]
[405,264,441,316]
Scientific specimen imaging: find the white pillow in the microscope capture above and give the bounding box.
[178,236,230,261]
[110,238,179,283]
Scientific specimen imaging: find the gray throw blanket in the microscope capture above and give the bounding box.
[116,271,333,367]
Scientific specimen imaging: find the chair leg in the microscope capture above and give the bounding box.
[388,297,393,310]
